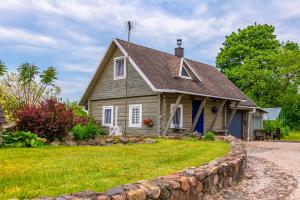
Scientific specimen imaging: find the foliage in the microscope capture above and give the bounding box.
[264,119,290,138]
[2,130,46,148]
[216,23,300,129]
[282,131,300,141]
[216,24,280,72]
[71,121,104,140]
[16,98,74,142]
[203,131,215,141]
[0,139,229,199]
[0,62,60,122]
[66,101,87,117]
[65,101,90,125]
[0,60,6,76]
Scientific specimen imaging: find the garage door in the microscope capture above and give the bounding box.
[228,110,243,139]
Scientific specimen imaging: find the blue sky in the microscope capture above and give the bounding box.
[1,0,300,101]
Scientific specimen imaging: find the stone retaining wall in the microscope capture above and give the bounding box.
[38,136,246,200]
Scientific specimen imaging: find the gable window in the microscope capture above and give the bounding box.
[179,65,192,79]
[114,56,126,80]
[102,106,113,127]
[129,104,142,128]
[170,104,183,128]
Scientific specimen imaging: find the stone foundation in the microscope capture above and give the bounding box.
[38,136,246,200]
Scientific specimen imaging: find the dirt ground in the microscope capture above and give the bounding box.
[214,141,299,200]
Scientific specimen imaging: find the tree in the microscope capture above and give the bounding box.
[0,60,6,76]
[216,24,280,72]
[216,23,300,130]
[0,62,61,121]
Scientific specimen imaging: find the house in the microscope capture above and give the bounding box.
[79,38,264,141]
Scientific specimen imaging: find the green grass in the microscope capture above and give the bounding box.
[283,131,300,141]
[0,139,229,199]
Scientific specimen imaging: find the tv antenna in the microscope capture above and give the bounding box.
[125,21,135,43]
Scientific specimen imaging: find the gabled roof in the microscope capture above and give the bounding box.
[79,38,257,107]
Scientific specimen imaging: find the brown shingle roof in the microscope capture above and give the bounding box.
[116,39,256,107]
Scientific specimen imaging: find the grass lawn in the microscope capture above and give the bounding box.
[0,138,229,199]
[283,131,300,141]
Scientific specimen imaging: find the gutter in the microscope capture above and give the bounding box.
[248,108,256,141]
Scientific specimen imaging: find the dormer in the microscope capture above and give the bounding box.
[178,58,202,82]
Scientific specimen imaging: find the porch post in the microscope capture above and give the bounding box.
[163,94,183,135]
[192,97,207,131]
[209,100,226,131]
[225,101,241,130]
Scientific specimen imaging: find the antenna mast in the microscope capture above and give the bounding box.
[124,21,135,135]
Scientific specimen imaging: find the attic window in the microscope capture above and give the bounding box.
[114,56,126,80]
[179,65,192,79]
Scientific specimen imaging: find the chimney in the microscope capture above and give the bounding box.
[175,39,184,58]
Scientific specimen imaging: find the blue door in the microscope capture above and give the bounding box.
[228,111,243,139]
[192,100,204,134]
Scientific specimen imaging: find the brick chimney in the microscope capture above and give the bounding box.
[175,39,184,58]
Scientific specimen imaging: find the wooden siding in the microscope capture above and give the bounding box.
[161,94,193,133]
[203,100,226,132]
[90,95,159,135]
[89,48,155,100]
[161,94,228,134]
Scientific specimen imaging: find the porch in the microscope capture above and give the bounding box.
[160,93,245,138]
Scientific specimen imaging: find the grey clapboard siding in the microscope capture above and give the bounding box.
[89,48,155,100]
[90,95,159,135]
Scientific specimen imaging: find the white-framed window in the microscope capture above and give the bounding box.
[170,104,183,128]
[129,104,142,128]
[102,106,114,127]
[114,56,126,80]
[179,65,192,79]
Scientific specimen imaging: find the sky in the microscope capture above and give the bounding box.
[1,0,300,101]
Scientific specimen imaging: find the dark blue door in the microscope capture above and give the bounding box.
[228,111,243,139]
[192,100,204,134]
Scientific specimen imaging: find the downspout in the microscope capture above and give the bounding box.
[248,108,256,141]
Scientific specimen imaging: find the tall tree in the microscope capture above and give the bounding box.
[216,23,300,129]
[216,24,280,72]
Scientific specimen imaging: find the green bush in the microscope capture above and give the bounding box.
[2,130,46,147]
[281,126,290,138]
[71,121,104,140]
[203,131,215,141]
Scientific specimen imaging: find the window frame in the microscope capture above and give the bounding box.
[170,104,183,128]
[102,106,114,127]
[128,104,143,128]
[179,65,192,79]
[114,56,126,80]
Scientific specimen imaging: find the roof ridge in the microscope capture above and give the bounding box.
[116,38,216,68]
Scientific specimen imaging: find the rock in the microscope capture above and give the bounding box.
[196,182,204,192]
[120,137,129,144]
[140,182,160,199]
[112,195,125,200]
[106,187,124,196]
[179,176,190,191]
[167,180,181,189]
[228,177,233,186]
[213,174,219,186]
[188,177,197,187]
[97,195,110,200]
[144,138,156,144]
[127,189,146,200]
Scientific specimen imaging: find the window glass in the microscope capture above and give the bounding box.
[115,58,124,78]
[104,109,112,124]
[129,105,142,127]
[181,66,190,77]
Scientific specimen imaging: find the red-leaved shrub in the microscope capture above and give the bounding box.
[73,116,90,125]
[16,98,74,141]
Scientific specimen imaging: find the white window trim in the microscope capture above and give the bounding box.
[114,56,126,80]
[129,104,142,128]
[179,65,192,79]
[102,106,114,127]
[170,104,183,128]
